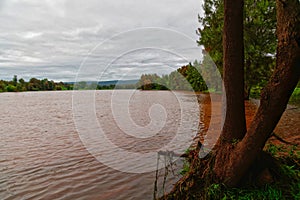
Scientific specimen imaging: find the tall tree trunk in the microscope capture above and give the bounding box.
[221,0,247,142]
[215,0,300,187]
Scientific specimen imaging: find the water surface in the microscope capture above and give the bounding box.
[1,90,297,199]
[0,90,201,200]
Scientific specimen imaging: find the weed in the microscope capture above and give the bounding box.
[231,139,240,145]
[265,144,283,157]
[179,160,190,176]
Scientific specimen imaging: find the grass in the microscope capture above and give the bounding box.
[179,148,193,176]
[204,167,299,199]
[206,184,283,200]
[265,143,284,156]
[173,144,300,200]
[204,144,300,200]
[180,160,190,176]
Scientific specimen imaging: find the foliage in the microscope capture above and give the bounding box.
[180,160,190,176]
[137,74,169,90]
[5,85,17,92]
[97,84,116,90]
[197,0,277,98]
[289,87,300,105]
[0,75,73,93]
[206,184,283,200]
[114,84,136,89]
[137,61,220,92]
[179,148,195,176]
[0,75,140,93]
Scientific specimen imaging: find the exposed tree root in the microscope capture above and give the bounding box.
[157,149,298,200]
[158,150,216,200]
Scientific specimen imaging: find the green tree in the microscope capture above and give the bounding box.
[196,56,221,91]
[13,75,18,86]
[48,80,55,90]
[0,80,6,92]
[137,74,164,90]
[214,0,300,186]
[19,78,25,85]
[28,78,42,91]
[168,70,191,90]
[198,0,277,99]
[5,85,17,92]
[137,63,210,92]
[177,63,208,91]
[0,77,73,93]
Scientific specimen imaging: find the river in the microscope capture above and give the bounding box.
[0,90,298,200]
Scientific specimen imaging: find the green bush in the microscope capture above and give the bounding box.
[5,85,17,92]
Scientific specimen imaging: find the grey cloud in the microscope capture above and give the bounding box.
[0,0,204,81]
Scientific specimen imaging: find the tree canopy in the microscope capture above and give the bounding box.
[137,62,210,92]
[0,76,72,92]
[197,0,277,99]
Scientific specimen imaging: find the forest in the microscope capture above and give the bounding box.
[0,75,73,92]
[137,62,208,92]
[0,75,131,92]
[137,62,300,104]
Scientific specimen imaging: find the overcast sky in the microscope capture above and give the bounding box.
[0,0,204,82]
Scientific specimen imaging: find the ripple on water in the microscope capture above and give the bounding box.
[0,90,248,199]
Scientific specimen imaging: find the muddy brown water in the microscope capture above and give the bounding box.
[0,90,298,199]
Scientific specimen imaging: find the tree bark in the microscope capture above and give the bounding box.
[215,0,300,187]
[221,0,247,142]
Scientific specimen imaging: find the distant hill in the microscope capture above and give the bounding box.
[65,79,139,86]
[98,79,139,86]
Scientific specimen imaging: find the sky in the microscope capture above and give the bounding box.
[0,0,204,82]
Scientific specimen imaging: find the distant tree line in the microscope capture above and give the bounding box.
[137,60,221,92]
[0,75,73,92]
[73,81,136,90]
[137,61,299,102]
[2,74,298,102]
[0,75,139,93]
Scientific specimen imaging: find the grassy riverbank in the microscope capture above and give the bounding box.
[164,143,299,200]
[161,95,299,200]
[203,145,299,200]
